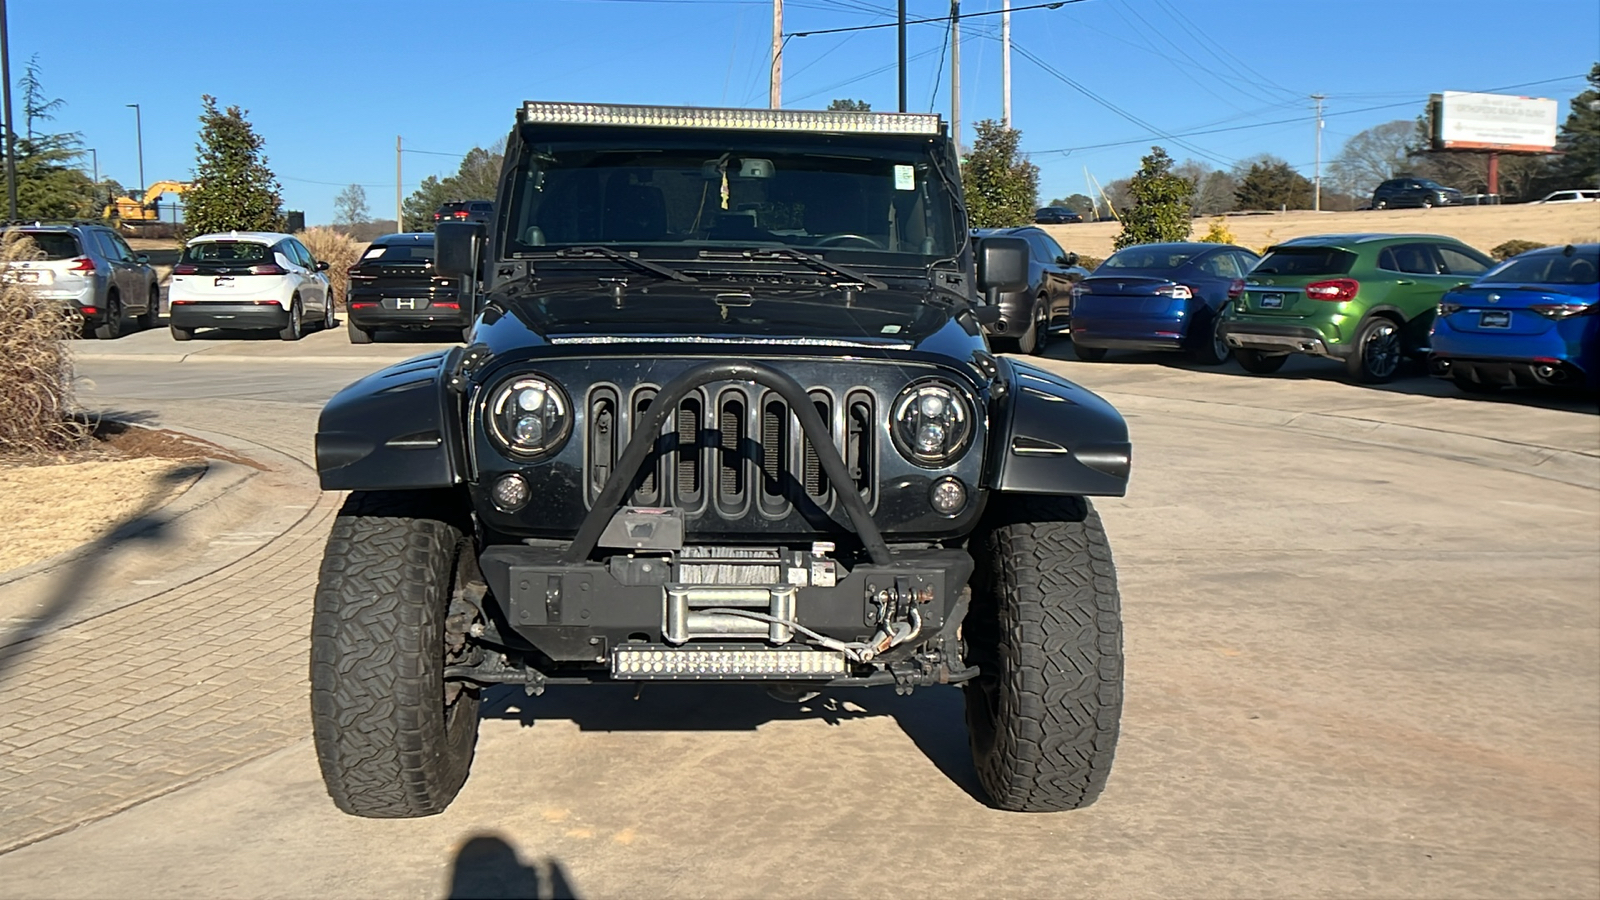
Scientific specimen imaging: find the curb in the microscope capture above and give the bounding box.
[1103,390,1600,490]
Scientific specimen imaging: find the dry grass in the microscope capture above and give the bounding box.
[296,227,366,310]
[0,232,90,459]
[1041,203,1600,260]
[0,457,202,573]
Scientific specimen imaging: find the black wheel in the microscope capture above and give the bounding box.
[1346,317,1403,383]
[1019,296,1050,356]
[963,494,1123,812]
[279,297,304,341]
[138,284,160,329]
[170,323,194,342]
[1073,342,1107,361]
[1189,311,1231,365]
[1235,348,1288,374]
[93,292,123,340]
[310,491,480,818]
[322,293,337,330]
[1452,373,1502,394]
[347,317,374,344]
[1420,194,1436,208]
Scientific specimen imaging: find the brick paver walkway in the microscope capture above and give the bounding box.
[0,491,341,852]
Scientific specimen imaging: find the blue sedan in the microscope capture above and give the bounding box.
[1068,242,1260,364]
[1429,243,1600,392]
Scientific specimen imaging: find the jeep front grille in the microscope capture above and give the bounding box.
[585,383,876,517]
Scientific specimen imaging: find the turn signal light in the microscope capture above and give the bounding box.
[67,257,95,273]
[1305,278,1360,302]
[1154,284,1193,299]
[1227,278,1245,300]
[1529,303,1592,320]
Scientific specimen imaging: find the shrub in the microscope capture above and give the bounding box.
[1076,255,1103,272]
[1114,146,1194,249]
[1491,239,1549,261]
[1198,216,1236,244]
[296,227,364,309]
[0,232,89,457]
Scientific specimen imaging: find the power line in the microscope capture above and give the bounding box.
[788,0,1078,37]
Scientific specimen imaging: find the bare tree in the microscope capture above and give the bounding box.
[1327,120,1414,198]
[334,183,370,226]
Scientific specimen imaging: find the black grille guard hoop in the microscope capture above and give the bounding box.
[560,361,894,566]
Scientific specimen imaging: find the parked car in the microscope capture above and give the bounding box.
[2,223,159,339]
[1534,190,1600,204]
[167,231,334,341]
[1068,242,1260,365]
[1034,206,1083,224]
[971,225,1089,354]
[344,233,470,343]
[433,200,494,225]
[1372,178,1462,209]
[1219,233,1495,382]
[1429,243,1599,392]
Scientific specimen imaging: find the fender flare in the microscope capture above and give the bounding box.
[982,357,1131,497]
[315,348,469,491]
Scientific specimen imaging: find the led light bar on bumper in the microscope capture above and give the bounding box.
[612,646,849,680]
[520,101,942,135]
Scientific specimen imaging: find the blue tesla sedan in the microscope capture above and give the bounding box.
[1429,243,1600,393]
[1068,241,1260,364]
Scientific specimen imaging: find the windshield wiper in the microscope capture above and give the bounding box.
[703,247,887,291]
[542,246,697,283]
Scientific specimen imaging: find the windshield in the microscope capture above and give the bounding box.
[1100,247,1197,270]
[501,137,958,265]
[1481,250,1599,285]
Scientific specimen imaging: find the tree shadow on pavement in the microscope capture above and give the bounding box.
[480,681,987,804]
[0,465,197,687]
[446,833,579,900]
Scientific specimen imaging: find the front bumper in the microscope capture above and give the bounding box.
[1220,321,1351,359]
[169,301,290,330]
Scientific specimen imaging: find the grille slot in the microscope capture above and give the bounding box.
[717,394,746,513]
[586,387,618,503]
[802,394,831,499]
[674,396,703,506]
[632,389,658,504]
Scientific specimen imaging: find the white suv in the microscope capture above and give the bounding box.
[167,231,334,341]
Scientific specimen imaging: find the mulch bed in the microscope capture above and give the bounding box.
[0,419,265,470]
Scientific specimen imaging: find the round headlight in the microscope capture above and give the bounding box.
[891,379,974,466]
[487,375,571,458]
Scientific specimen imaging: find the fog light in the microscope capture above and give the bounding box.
[929,477,967,516]
[491,473,531,511]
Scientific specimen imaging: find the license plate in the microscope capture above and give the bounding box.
[17,270,38,282]
[213,276,235,288]
[1259,292,1284,309]
[392,298,417,310]
[1479,310,1510,329]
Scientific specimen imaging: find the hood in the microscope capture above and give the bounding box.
[476,280,973,353]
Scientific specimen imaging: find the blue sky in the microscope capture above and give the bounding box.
[10,0,1597,224]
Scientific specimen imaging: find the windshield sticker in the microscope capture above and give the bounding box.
[362,247,386,260]
[894,165,915,191]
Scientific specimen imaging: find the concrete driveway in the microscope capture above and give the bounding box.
[1,329,1595,899]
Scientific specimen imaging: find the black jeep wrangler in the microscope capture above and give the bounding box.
[309,102,1132,818]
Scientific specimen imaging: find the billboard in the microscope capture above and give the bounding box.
[1431,91,1558,152]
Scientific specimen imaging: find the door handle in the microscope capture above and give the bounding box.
[1395,280,1415,285]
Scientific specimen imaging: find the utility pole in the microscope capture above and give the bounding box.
[0,0,16,220]
[897,0,907,113]
[1311,93,1325,212]
[1002,0,1012,127]
[950,0,961,155]
[88,147,98,212]
[126,103,144,193]
[396,136,403,232]
[769,0,783,109]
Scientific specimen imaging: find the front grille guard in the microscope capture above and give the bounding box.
[561,361,893,566]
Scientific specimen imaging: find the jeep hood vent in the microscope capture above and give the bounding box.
[548,334,913,350]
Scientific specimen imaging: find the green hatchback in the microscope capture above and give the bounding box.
[1219,233,1494,382]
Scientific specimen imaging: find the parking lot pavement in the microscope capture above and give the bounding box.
[71,318,456,365]
[0,351,1594,897]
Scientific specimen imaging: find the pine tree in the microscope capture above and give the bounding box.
[1554,63,1600,189]
[1113,147,1195,249]
[962,120,1039,228]
[0,55,94,219]
[401,147,504,231]
[183,95,283,236]
[1234,160,1314,211]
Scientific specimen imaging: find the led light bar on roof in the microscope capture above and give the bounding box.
[520,101,942,135]
[612,646,848,680]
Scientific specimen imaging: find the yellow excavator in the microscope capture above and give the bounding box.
[103,180,190,224]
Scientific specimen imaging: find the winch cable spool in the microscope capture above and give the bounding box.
[697,605,922,663]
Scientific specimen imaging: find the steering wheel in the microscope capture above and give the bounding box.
[815,233,885,250]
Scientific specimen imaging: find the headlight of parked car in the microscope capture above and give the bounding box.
[891,379,974,467]
[486,375,572,459]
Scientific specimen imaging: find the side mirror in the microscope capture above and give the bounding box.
[134,253,149,264]
[976,236,1029,299]
[315,261,330,272]
[1062,252,1079,267]
[435,221,484,279]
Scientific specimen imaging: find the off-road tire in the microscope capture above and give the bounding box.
[1072,342,1107,362]
[310,491,480,818]
[279,297,304,341]
[963,494,1123,812]
[348,318,374,344]
[93,293,123,340]
[138,284,160,329]
[1235,348,1288,374]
